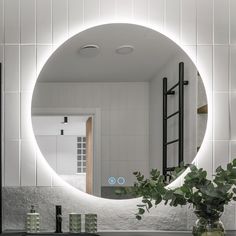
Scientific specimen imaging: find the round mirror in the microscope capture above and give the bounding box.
[31,23,207,199]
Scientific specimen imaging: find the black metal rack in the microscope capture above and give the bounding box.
[162,62,188,178]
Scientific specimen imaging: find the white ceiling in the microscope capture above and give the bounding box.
[32,116,89,136]
[38,23,182,83]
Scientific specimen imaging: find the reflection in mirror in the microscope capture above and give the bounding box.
[31,23,207,199]
[32,116,89,192]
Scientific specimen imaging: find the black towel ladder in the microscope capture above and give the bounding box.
[162,62,188,178]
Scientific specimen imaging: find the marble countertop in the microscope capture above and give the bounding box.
[99,230,236,236]
[2,231,236,236]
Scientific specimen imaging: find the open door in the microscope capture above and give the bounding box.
[86,117,93,194]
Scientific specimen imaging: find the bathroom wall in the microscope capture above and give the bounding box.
[32,82,149,187]
[1,0,236,231]
[149,51,197,170]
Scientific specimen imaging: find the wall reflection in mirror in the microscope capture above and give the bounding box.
[31,23,207,199]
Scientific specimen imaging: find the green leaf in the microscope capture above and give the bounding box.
[137,175,144,181]
[216,166,223,173]
[174,188,184,196]
[233,159,236,166]
[132,160,236,221]
[227,163,233,171]
[189,165,197,172]
[155,197,162,205]
[152,192,162,204]
[138,208,145,215]
[137,204,146,207]
[180,185,190,194]
[147,200,153,209]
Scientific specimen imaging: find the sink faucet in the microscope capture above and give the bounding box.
[55,205,62,233]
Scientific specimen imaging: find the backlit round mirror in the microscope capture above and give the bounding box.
[31,23,207,199]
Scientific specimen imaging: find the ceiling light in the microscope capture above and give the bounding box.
[115,45,134,55]
[79,44,100,57]
[62,116,68,124]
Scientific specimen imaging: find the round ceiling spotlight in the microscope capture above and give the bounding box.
[115,45,134,55]
[79,44,100,57]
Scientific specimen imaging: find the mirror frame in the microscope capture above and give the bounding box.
[30,21,211,198]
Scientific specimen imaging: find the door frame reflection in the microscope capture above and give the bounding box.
[31,107,101,196]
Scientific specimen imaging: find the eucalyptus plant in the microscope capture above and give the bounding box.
[132,159,236,220]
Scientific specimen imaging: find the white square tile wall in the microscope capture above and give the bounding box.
[52,0,68,45]
[4,0,20,44]
[133,0,148,23]
[20,0,36,44]
[0,0,3,44]
[115,0,133,20]
[68,0,83,37]
[214,0,229,44]
[4,140,20,186]
[1,0,235,230]
[181,0,196,45]
[84,0,99,25]
[20,140,36,186]
[196,0,213,44]
[36,0,52,44]
[165,0,180,42]
[20,45,36,91]
[149,0,164,29]
[230,0,236,44]
[213,45,229,92]
[4,92,20,140]
[100,0,115,21]
[4,45,19,92]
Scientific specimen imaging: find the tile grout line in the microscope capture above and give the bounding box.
[33,0,36,187]
[180,0,182,44]
[147,0,150,25]
[228,0,233,174]
[2,0,4,187]
[163,0,166,33]
[3,43,236,46]
[50,0,53,187]
[35,0,38,187]
[212,0,215,174]
[195,0,199,167]
[67,0,69,39]
[19,0,21,187]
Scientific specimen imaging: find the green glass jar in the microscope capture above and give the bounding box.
[85,214,97,233]
[192,208,225,236]
[26,205,40,233]
[69,213,81,233]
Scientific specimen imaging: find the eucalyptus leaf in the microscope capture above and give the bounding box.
[130,158,236,221]
[138,208,145,215]
[233,159,236,166]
